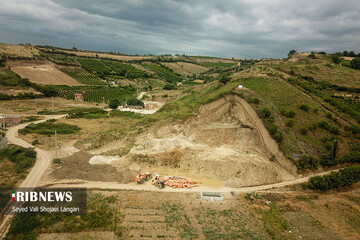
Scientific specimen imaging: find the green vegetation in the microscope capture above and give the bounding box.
[5,192,120,240]
[201,62,236,68]
[18,119,80,135]
[0,146,36,174]
[306,166,360,191]
[109,99,120,109]
[297,155,320,170]
[143,63,182,83]
[127,98,144,107]
[60,67,106,85]
[67,108,108,119]
[58,86,136,103]
[78,58,149,79]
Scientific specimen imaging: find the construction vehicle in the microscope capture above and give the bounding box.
[135,173,152,184]
[152,179,166,189]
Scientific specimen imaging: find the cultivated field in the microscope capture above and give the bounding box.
[0,43,39,58]
[7,60,83,86]
[162,62,209,75]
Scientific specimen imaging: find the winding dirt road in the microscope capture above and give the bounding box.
[0,115,65,238]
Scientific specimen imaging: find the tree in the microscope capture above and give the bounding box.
[349,51,356,57]
[343,51,349,56]
[219,74,231,85]
[163,83,177,90]
[288,50,297,58]
[350,58,360,69]
[332,52,343,64]
[148,85,153,92]
[109,99,120,109]
[308,51,316,59]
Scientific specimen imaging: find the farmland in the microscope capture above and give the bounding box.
[59,67,107,85]
[143,63,183,83]
[58,86,136,103]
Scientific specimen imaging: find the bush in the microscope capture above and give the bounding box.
[350,57,360,69]
[297,155,319,170]
[109,99,120,109]
[308,123,318,131]
[300,128,308,135]
[281,109,295,118]
[299,104,309,111]
[318,120,329,129]
[306,166,360,190]
[162,94,168,98]
[269,124,278,135]
[31,140,39,146]
[260,107,271,118]
[308,52,316,59]
[248,97,260,104]
[127,98,145,107]
[18,122,80,135]
[286,119,294,127]
[332,53,343,64]
[0,146,37,173]
[67,108,108,119]
[273,132,284,142]
[163,83,177,90]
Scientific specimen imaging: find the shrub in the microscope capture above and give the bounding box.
[308,52,316,59]
[318,120,329,129]
[350,57,360,69]
[269,124,278,135]
[163,83,177,90]
[286,119,294,127]
[0,146,37,173]
[297,155,319,170]
[18,122,80,135]
[299,104,309,112]
[332,53,343,64]
[67,108,108,119]
[300,128,308,135]
[248,97,260,104]
[31,140,39,146]
[261,107,271,118]
[308,123,318,131]
[306,166,360,190]
[281,109,295,118]
[127,98,145,107]
[313,108,319,113]
[273,132,284,143]
[109,99,120,109]
[162,94,168,98]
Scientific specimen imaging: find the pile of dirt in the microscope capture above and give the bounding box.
[51,150,137,183]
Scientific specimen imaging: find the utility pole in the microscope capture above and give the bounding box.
[51,97,54,112]
[55,130,58,159]
[2,111,5,131]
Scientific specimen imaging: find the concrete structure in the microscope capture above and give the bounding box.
[201,192,224,201]
[74,93,84,101]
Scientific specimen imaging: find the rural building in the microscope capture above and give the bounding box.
[74,93,84,101]
[0,115,21,127]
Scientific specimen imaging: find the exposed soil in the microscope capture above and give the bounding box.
[0,86,41,96]
[99,94,298,187]
[39,232,115,240]
[51,150,137,183]
[162,62,209,75]
[7,60,83,86]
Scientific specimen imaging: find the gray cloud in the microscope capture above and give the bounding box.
[0,0,359,58]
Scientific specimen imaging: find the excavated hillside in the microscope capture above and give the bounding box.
[107,94,298,187]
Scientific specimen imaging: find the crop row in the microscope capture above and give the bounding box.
[143,63,182,83]
[78,58,149,79]
[60,68,107,85]
[58,87,136,103]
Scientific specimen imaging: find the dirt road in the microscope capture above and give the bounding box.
[44,168,337,193]
[0,114,65,238]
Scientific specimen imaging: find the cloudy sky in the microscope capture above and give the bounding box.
[0,0,359,58]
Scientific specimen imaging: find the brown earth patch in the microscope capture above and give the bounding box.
[0,43,40,58]
[7,60,82,86]
[51,150,137,183]
[162,62,209,75]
